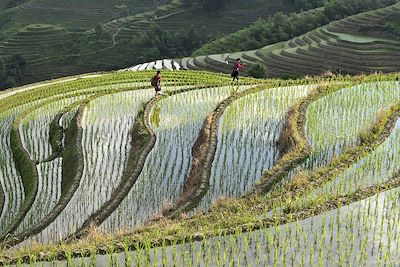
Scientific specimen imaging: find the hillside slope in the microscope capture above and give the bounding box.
[129,2,400,77]
[109,0,294,40]
[0,0,294,88]
[0,0,168,33]
[0,0,398,88]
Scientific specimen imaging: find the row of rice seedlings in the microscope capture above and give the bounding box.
[196,85,311,212]
[0,76,94,102]
[46,186,399,267]
[0,72,146,102]
[18,97,82,162]
[0,79,154,236]
[316,119,400,196]
[23,90,154,245]
[0,72,243,237]
[10,96,119,237]
[242,187,400,266]
[284,81,400,183]
[0,71,209,113]
[0,111,25,234]
[59,107,79,130]
[12,97,92,235]
[0,99,53,234]
[100,86,234,232]
[14,160,62,236]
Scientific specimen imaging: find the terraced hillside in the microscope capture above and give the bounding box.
[1,0,398,88]
[0,0,301,89]
[0,0,169,87]
[108,0,293,41]
[129,2,400,77]
[0,70,400,266]
[0,24,72,61]
[0,0,169,32]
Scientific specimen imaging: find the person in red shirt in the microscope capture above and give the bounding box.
[231,58,245,83]
[151,70,162,96]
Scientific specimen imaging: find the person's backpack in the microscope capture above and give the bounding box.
[150,76,157,86]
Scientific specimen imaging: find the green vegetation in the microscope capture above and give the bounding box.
[0,0,399,88]
[0,54,26,90]
[0,0,293,88]
[365,12,400,37]
[247,63,267,78]
[60,106,84,197]
[193,0,396,56]
[0,70,399,265]
[128,3,398,78]
[387,13,400,35]
[1,0,400,262]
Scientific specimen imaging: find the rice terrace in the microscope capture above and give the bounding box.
[1,0,400,266]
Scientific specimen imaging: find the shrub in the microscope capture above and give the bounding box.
[248,63,267,78]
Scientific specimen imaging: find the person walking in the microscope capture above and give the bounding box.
[231,58,245,83]
[151,70,162,96]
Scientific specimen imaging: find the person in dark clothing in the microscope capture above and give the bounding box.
[231,58,244,83]
[151,70,162,96]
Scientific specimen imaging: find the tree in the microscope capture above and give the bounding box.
[0,57,5,80]
[248,63,267,78]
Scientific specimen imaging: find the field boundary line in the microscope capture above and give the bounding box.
[4,170,400,266]
[249,82,348,195]
[0,87,149,247]
[162,82,306,218]
[0,114,41,241]
[280,102,400,205]
[65,84,222,241]
[246,93,400,218]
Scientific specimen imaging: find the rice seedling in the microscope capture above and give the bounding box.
[1,71,400,267]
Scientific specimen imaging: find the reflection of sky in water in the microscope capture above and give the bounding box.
[318,119,400,196]
[101,86,231,231]
[25,90,153,244]
[52,188,400,267]
[286,81,400,181]
[157,85,257,131]
[196,85,310,212]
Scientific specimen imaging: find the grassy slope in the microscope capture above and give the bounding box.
[373,12,400,37]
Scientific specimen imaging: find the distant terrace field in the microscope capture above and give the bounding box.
[129,3,400,77]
